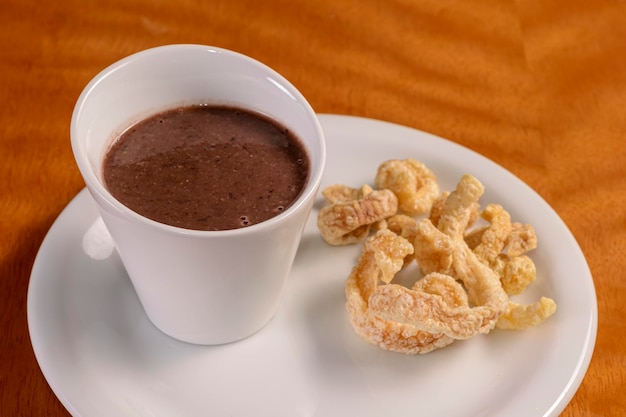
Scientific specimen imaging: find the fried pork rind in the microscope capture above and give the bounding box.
[466,203,541,296]
[346,227,512,354]
[317,188,398,246]
[496,298,557,330]
[414,174,555,330]
[386,214,418,266]
[430,191,480,230]
[345,230,455,354]
[386,214,418,242]
[368,279,496,340]
[375,158,440,216]
[414,217,509,322]
[322,184,372,204]
[507,222,538,257]
[435,174,484,239]
[319,160,557,355]
[492,254,537,295]
[413,219,454,276]
[471,204,512,265]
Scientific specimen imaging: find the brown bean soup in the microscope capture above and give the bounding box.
[103,105,310,231]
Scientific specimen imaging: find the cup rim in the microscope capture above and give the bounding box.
[70,44,326,236]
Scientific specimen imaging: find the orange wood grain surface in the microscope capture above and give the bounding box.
[2,0,625,415]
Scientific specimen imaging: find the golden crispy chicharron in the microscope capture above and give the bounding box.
[317,187,397,246]
[375,158,440,216]
[318,160,557,354]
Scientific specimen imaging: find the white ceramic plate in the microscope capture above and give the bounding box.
[28,114,597,417]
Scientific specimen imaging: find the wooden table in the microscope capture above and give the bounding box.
[2,0,624,415]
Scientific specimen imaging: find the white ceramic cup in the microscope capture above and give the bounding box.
[71,45,326,345]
